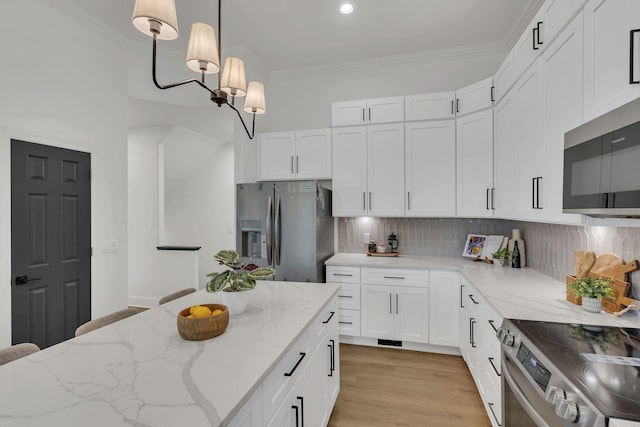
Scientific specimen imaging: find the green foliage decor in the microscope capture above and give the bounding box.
[206,250,276,293]
[491,248,512,260]
[567,276,614,299]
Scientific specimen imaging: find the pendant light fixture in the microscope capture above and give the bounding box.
[132,0,265,139]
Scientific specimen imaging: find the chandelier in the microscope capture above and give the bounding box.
[132,0,266,139]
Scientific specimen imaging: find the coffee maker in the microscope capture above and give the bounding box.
[387,233,399,253]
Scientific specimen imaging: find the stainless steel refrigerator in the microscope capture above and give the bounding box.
[236,181,333,282]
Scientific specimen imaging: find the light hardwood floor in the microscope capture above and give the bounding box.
[328,344,491,427]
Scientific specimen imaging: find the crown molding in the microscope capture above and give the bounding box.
[268,41,509,81]
[503,0,546,50]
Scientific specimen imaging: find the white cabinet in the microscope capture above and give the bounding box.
[227,386,263,427]
[258,129,331,181]
[493,49,516,104]
[332,124,405,217]
[405,120,456,216]
[332,96,404,127]
[493,90,518,219]
[455,77,494,116]
[456,108,494,217]
[459,282,482,378]
[326,266,362,337]
[537,0,585,47]
[477,304,503,427]
[539,12,584,224]
[360,268,429,344]
[583,0,640,121]
[405,91,456,121]
[428,271,459,347]
[267,368,311,427]
[514,60,545,218]
[610,420,640,427]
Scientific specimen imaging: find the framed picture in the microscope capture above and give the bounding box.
[462,234,487,258]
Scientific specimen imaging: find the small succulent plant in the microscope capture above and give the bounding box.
[206,250,276,292]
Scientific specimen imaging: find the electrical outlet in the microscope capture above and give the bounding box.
[363,232,370,244]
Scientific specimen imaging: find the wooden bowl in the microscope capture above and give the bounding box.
[177,304,229,341]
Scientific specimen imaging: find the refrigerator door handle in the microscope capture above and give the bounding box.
[266,196,273,265]
[275,195,281,266]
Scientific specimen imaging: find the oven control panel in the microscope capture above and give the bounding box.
[517,342,551,392]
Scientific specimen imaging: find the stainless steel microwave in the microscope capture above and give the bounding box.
[564,97,640,217]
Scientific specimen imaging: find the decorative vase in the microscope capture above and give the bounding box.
[582,297,602,313]
[508,229,526,267]
[494,258,505,267]
[223,289,251,314]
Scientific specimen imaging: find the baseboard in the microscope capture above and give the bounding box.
[339,335,461,356]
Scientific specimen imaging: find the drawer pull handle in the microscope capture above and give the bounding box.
[383,276,405,280]
[328,339,336,377]
[292,405,300,427]
[322,311,335,324]
[469,295,479,305]
[297,396,305,427]
[338,295,353,298]
[489,357,501,377]
[284,352,306,377]
[339,321,353,325]
[488,319,498,333]
[333,273,353,277]
[488,402,502,426]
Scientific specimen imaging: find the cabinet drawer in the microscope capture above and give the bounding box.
[338,310,361,337]
[484,380,502,427]
[337,283,361,310]
[314,296,338,342]
[262,325,313,422]
[326,266,361,283]
[361,268,428,287]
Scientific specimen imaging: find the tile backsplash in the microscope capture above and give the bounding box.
[337,217,640,298]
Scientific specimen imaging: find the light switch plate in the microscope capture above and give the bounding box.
[363,232,370,244]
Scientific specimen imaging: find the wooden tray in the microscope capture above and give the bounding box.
[367,251,399,257]
[566,275,630,314]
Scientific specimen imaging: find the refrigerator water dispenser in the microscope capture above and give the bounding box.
[240,220,262,258]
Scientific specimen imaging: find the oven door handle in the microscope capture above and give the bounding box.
[502,355,552,427]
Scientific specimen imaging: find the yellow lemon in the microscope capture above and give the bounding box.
[211,309,223,316]
[190,305,212,318]
[186,314,195,318]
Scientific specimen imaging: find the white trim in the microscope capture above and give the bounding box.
[128,296,159,309]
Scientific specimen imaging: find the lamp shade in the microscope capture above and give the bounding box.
[186,23,220,74]
[132,0,179,40]
[221,57,247,97]
[244,82,266,114]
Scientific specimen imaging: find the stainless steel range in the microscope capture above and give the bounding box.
[498,319,640,427]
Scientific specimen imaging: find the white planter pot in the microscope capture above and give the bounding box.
[582,297,602,313]
[493,258,505,267]
[222,289,251,315]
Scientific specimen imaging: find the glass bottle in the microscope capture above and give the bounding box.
[511,240,521,268]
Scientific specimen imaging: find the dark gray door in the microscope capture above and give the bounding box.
[11,140,91,348]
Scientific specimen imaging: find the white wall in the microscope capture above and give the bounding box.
[263,50,506,132]
[0,2,129,347]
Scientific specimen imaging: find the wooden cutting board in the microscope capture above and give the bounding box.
[598,259,639,281]
[574,251,596,278]
[590,253,623,277]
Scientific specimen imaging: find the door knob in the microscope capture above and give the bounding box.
[15,276,40,285]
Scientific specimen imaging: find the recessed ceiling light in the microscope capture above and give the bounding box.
[339,2,354,15]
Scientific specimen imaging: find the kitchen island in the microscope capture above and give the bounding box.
[0,281,339,427]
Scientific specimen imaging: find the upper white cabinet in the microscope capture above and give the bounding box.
[405,91,456,121]
[405,120,456,217]
[493,90,518,219]
[456,108,494,217]
[455,77,494,117]
[583,0,640,122]
[332,96,404,127]
[332,124,405,217]
[258,129,331,181]
[493,50,516,104]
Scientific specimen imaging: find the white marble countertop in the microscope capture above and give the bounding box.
[326,253,640,328]
[0,282,339,427]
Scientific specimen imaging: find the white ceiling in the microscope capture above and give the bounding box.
[61,0,543,74]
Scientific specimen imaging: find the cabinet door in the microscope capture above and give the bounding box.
[494,49,516,103]
[366,96,405,124]
[295,129,331,179]
[538,0,584,47]
[493,90,518,219]
[367,123,405,217]
[360,284,394,339]
[584,0,640,122]
[428,271,459,347]
[332,100,367,127]
[540,12,585,224]
[308,341,328,427]
[405,91,455,121]
[405,120,456,216]
[267,369,311,427]
[513,10,543,82]
[455,77,493,116]
[227,386,262,427]
[395,286,429,344]
[456,108,494,217]
[332,127,367,216]
[515,61,545,218]
[259,131,296,180]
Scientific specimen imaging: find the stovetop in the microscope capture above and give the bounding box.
[510,319,640,422]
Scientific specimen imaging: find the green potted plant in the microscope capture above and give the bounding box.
[490,248,512,267]
[206,250,276,314]
[567,276,614,313]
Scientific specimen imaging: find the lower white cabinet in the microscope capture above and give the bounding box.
[228,386,263,427]
[267,368,311,427]
[327,266,361,337]
[428,271,459,347]
[361,284,429,343]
